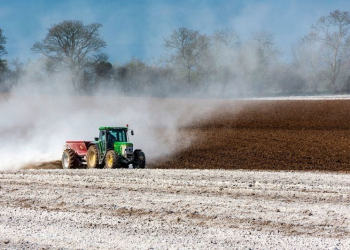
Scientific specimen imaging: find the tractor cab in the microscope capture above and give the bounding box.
[96,127,134,159]
[98,127,129,148]
[98,127,129,143]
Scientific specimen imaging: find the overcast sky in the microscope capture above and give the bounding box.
[0,0,349,64]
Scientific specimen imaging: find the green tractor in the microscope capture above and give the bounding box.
[62,126,146,169]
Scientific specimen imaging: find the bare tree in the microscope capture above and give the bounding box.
[250,31,280,66]
[0,29,6,57]
[164,27,210,91]
[116,58,147,93]
[292,41,323,92]
[9,58,24,85]
[303,10,350,92]
[207,29,240,95]
[212,28,240,48]
[32,20,107,91]
[248,31,281,94]
[0,28,7,73]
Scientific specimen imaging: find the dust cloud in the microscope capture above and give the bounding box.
[0,75,219,170]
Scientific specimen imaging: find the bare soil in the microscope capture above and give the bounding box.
[152,99,350,172]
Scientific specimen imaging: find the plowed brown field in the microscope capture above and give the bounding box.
[152,100,350,171]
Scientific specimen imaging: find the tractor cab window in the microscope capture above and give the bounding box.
[107,129,127,142]
[100,130,106,142]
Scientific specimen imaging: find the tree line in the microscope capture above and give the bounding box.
[0,10,350,97]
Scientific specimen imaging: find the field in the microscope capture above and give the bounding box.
[152,99,350,171]
[1,96,350,248]
[0,169,349,249]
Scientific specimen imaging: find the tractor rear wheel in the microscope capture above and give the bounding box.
[87,145,99,169]
[62,149,79,169]
[105,150,119,169]
[133,150,146,169]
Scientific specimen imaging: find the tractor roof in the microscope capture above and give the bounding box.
[99,126,128,130]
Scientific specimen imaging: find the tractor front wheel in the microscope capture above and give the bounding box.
[133,150,146,169]
[105,150,119,169]
[87,145,99,169]
[62,149,79,169]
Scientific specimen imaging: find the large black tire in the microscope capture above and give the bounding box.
[105,150,119,169]
[87,145,99,169]
[62,149,79,169]
[133,150,146,169]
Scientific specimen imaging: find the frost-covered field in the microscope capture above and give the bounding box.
[0,169,349,249]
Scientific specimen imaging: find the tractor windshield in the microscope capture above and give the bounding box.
[107,129,128,142]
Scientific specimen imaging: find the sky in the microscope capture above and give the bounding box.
[0,0,349,64]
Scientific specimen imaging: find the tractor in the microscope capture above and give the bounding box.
[62,126,146,169]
